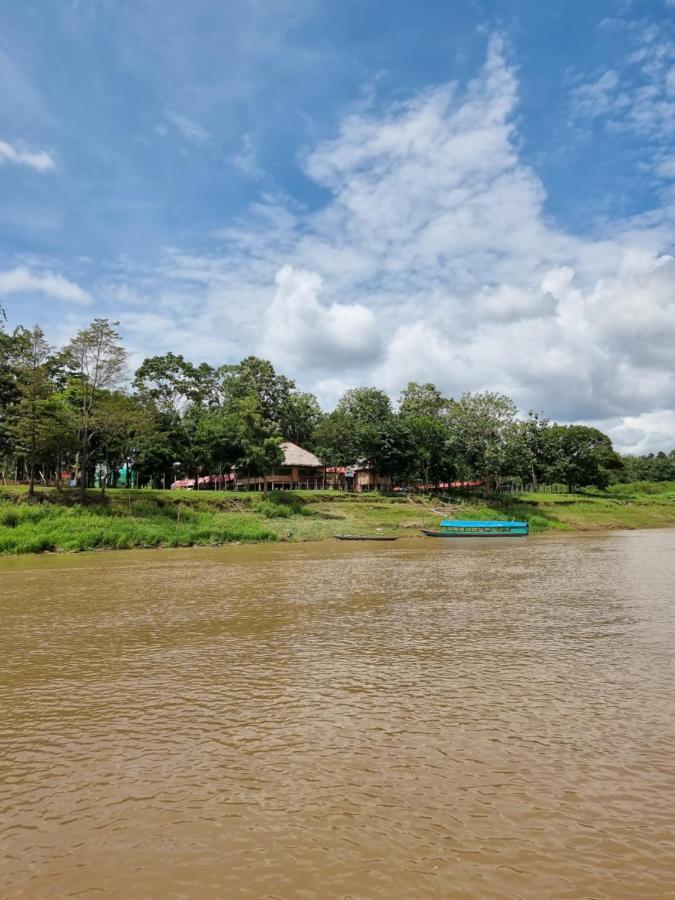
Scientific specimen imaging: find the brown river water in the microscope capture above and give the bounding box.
[1,531,675,899]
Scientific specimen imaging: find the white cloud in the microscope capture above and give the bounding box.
[0,138,55,172]
[0,267,91,304]
[232,132,264,179]
[475,284,557,321]
[50,34,675,453]
[260,265,381,370]
[570,26,675,146]
[601,410,675,455]
[570,70,621,119]
[165,111,209,146]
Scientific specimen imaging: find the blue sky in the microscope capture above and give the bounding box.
[1,0,675,452]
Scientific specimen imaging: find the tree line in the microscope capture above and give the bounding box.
[0,316,667,498]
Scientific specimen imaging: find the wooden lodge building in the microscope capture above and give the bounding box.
[235,441,326,491]
[171,441,390,492]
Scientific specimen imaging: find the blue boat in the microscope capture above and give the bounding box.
[422,519,528,537]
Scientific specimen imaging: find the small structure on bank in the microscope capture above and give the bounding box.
[235,441,325,491]
[326,462,391,493]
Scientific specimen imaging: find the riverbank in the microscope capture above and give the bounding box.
[0,482,674,554]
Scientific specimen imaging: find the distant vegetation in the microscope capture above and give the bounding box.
[0,316,672,500]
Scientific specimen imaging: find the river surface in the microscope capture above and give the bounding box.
[1,531,675,899]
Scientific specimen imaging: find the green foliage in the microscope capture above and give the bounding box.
[399,382,450,419]
[2,308,667,518]
[405,416,455,485]
[279,391,323,448]
[0,497,277,553]
[133,352,204,411]
[337,387,393,424]
[541,424,623,491]
[220,356,295,425]
[63,319,128,500]
[252,491,314,518]
[615,450,675,483]
[314,409,361,466]
[447,392,521,494]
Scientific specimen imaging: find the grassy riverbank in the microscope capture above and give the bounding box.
[1,482,674,554]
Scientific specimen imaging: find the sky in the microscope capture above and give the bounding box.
[1,0,675,454]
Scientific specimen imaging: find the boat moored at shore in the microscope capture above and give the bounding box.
[422,519,529,537]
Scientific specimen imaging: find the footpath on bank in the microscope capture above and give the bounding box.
[1,482,674,555]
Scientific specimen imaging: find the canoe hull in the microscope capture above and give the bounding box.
[334,535,398,542]
[421,529,528,538]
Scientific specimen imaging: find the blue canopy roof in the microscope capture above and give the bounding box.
[439,520,528,527]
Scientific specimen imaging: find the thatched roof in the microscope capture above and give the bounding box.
[280,441,322,468]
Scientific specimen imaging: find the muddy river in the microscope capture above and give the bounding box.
[1,531,674,898]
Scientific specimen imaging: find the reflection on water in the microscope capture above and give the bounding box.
[1,532,675,898]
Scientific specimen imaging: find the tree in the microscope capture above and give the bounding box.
[231,395,284,491]
[336,387,392,425]
[93,392,147,496]
[617,449,675,483]
[37,393,79,488]
[64,319,127,500]
[192,407,246,483]
[367,417,416,482]
[314,409,361,467]
[220,356,295,426]
[516,411,550,487]
[399,382,450,419]
[447,392,520,496]
[279,391,323,448]
[133,352,202,413]
[0,328,21,464]
[542,425,622,491]
[9,326,54,495]
[406,416,455,486]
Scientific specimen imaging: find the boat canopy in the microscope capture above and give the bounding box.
[439,520,528,528]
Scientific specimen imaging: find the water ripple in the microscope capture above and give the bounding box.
[1,532,675,897]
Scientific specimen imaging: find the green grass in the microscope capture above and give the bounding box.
[493,482,675,532]
[0,482,674,554]
[0,491,276,554]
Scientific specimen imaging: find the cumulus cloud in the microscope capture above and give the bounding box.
[0,139,55,172]
[0,267,91,304]
[475,284,558,321]
[42,34,675,453]
[260,265,381,370]
[601,410,675,455]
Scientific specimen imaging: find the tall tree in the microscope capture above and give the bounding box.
[314,409,361,467]
[9,326,54,496]
[448,392,520,496]
[38,393,79,488]
[231,395,284,491]
[220,356,295,426]
[405,416,455,486]
[367,417,416,482]
[0,328,21,464]
[133,352,201,413]
[64,319,127,500]
[399,382,450,419]
[279,391,323,447]
[542,425,622,491]
[516,411,551,487]
[93,392,147,496]
[337,387,393,425]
